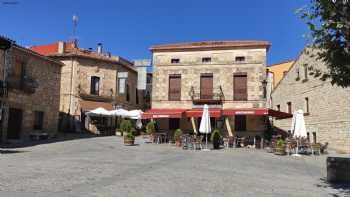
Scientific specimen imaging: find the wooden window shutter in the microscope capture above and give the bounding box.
[200,74,213,99]
[169,75,181,101]
[233,74,247,101]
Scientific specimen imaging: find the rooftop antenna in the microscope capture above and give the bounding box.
[72,14,79,44]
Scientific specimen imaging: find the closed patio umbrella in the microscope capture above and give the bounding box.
[199,104,211,151]
[292,109,307,156]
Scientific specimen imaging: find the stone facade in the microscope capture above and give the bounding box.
[150,41,270,136]
[0,44,61,141]
[271,47,350,153]
[31,42,142,132]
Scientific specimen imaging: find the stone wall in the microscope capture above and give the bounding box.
[151,47,268,134]
[152,48,267,109]
[1,46,61,140]
[271,48,350,153]
[57,57,142,118]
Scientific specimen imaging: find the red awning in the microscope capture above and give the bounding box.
[222,108,292,119]
[268,109,293,119]
[142,109,185,119]
[186,108,222,118]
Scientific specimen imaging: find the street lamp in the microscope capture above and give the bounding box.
[262,79,268,99]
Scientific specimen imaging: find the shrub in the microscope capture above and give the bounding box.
[276,139,285,148]
[211,129,222,149]
[174,129,182,140]
[210,129,222,142]
[146,121,156,135]
[120,119,135,139]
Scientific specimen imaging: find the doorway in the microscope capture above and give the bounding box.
[7,108,23,139]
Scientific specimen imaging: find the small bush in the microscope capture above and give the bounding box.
[276,139,285,148]
[211,129,222,149]
[120,119,135,139]
[210,129,222,141]
[174,129,182,140]
[146,121,156,135]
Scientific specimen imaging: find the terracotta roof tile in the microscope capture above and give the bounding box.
[30,42,136,72]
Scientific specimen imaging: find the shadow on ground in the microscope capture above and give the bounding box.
[316,178,350,196]
[0,132,101,149]
[0,149,27,154]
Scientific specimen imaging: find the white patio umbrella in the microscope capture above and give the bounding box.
[199,104,211,151]
[109,108,129,117]
[86,107,111,117]
[291,109,307,156]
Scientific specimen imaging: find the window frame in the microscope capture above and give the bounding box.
[168,74,181,101]
[287,102,292,114]
[305,97,309,114]
[33,111,44,130]
[235,56,246,63]
[171,58,180,64]
[233,73,248,101]
[90,76,100,95]
[202,57,212,63]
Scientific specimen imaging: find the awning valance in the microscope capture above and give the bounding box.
[222,108,292,119]
[222,108,268,116]
[186,108,222,118]
[142,109,185,119]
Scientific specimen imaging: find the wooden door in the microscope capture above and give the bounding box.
[200,74,213,99]
[7,108,23,139]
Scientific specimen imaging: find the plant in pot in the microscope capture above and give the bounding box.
[121,119,135,145]
[174,129,182,147]
[211,129,222,150]
[274,139,286,155]
[146,121,156,142]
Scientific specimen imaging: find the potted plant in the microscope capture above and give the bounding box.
[211,129,222,149]
[121,119,135,145]
[274,139,286,155]
[174,129,182,147]
[146,121,156,142]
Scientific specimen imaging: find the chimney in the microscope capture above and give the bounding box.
[58,41,64,53]
[97,43,102,54]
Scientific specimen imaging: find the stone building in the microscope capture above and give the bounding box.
[144,41,290,138]
[0,37,62,142]
[31,41,142,133]
[271,47,350,153]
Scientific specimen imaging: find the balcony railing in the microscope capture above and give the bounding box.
[79,88,115,102]
[7,75,38,94]
[189,86,225,104]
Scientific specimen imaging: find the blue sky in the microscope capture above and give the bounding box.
[0,0,309,65]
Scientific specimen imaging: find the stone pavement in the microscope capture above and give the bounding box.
[0,136,349,197]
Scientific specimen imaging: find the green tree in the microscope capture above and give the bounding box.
[299,0,350,87]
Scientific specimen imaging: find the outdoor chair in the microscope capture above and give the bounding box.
[320,142,328,154]
[193,135,203,150]
[311,143,321,155]
[223,137,229,149]
[286,140,297,155]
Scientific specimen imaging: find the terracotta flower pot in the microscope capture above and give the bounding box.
[175,138,182,147]
[274,146,286,155]
[124,137,135,146]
